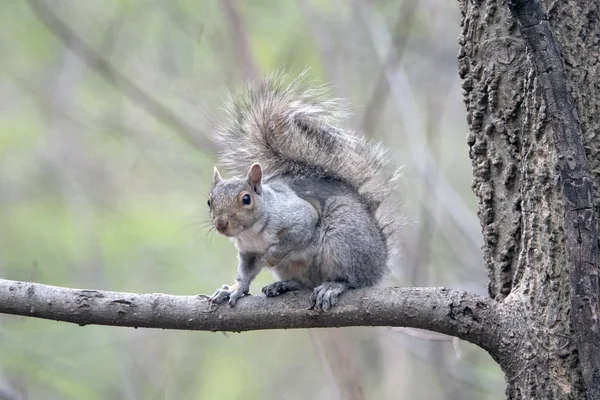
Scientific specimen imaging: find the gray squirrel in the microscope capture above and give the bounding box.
[207,72,400,310]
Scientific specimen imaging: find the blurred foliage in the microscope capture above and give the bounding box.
[0,0,503,399]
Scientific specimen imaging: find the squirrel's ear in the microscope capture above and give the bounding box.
[212,167,222,186]
[247,163,263,193]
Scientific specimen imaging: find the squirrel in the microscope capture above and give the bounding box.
[207,72,400,310]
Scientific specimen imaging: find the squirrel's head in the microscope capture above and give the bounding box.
[207,163,264,237]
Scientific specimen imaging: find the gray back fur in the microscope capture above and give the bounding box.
[214,71,402,268]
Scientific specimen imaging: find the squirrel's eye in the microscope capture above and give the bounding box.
[242,194,251,205]
[207,199,211,207]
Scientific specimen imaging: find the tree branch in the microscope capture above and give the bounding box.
[0,279,500,352]
[509,0,600,396]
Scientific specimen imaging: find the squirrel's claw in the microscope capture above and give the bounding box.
[309,282,349,311]
[209,284,247,307]
[262,283,282,297]
[208,288,230,304]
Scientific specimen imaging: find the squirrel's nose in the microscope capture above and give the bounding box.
[215,218,229,233]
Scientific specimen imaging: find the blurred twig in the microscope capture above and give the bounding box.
[156,0,205,40]
[0,366,20,400]
[354,0,482,254]
[360,0,419,136]
[309,330,342,399]
[409,55,453,285]
[387,332,504,395]
[0,386,21,400]
[297,0,348,100]
[26,0,213,153]
[309,330,366,400]
[220,0,259,81]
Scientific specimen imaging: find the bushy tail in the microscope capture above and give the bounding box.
[215,72,402,263]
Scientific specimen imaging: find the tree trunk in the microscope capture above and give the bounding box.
[458,0,600,398]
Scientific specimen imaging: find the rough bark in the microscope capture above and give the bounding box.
[0,279,501,351]
[458,0,526,302]
[510,1,600,397]
[545,0,600,391]
[459,0,600,398]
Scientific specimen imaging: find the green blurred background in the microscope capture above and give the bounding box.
[0,0,503,399]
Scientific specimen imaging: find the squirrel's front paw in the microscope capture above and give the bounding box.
[208,284,247,307]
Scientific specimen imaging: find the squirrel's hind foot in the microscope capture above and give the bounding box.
[309,282,349,311]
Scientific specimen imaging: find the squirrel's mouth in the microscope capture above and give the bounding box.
[213,218,243,237]
[216,228,232,237]
[216,226,239,237]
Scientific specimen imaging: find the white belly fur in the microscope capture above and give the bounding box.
[233,224,275,254]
